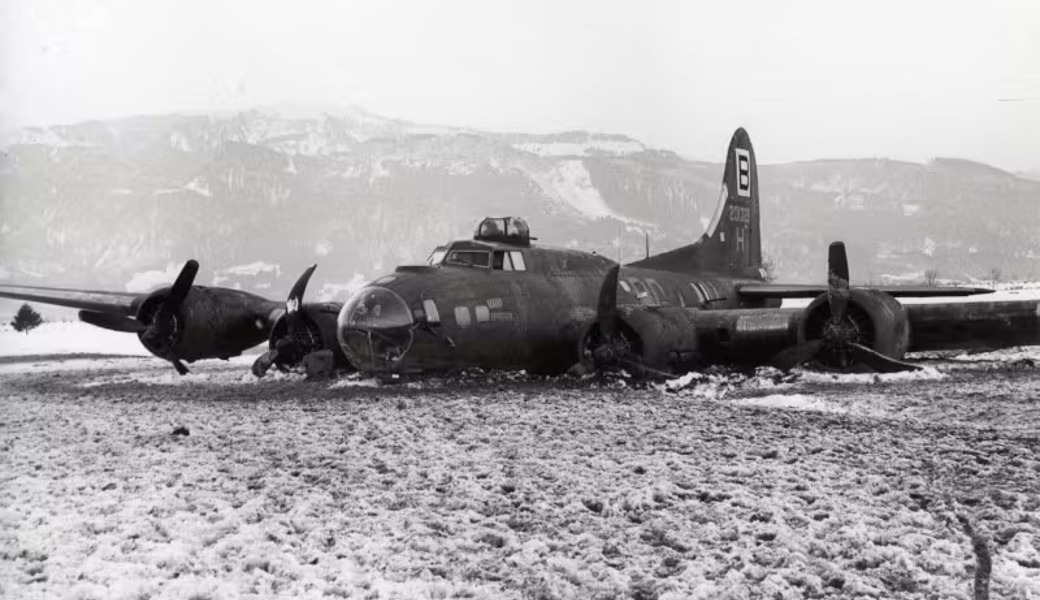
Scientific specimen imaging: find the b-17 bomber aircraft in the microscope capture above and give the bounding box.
[2,129,1038,378]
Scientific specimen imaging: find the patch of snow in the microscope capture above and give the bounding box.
[5,127,92,148]
[369,159,390,184]
[0,321,150,359]
[796,365,947,384]
[328,375,381,389]
[183,176,212,197]
[513,140,645,157]
[125,263,184,293]
[403,123,457,136]
[948,347,1040,363]
[169,130,192,152]
[733,393,841,413]
[531,160,616,221]
[316,274,367,302]
[212,262,282,286]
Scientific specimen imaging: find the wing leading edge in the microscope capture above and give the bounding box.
[738,283,994,299]
[0,283,142,315]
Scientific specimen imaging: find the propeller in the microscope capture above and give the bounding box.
[827,241,850,325]
[252,265,317,378]
[596,264,620,341]
[140,260,199,375]
[573,264,672,379]
[286,264,317,338]
[772,243,921,372]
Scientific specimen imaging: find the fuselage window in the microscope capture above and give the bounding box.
[454,306,472,327]
[631,279,650,300]
[689,282,706,304]
[493,250,514,271]
[646,279,667,305]
[422,299,441,324]
[475,305,490,323]
[619,280,632,293]
[446,250,490,268]
[509,251,526,271]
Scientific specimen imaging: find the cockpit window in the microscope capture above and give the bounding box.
[427,247,447,266]
[446,250,490,268]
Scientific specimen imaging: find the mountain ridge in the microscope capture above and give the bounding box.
[2,107,1037,304]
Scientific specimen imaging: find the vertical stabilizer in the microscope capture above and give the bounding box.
[628,128,762,278]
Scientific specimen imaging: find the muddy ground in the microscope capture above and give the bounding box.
[1,354,1039,600]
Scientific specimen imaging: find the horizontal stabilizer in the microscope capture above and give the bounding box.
[738,284,994,299]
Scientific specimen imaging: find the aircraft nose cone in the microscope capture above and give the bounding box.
[337,286,414,371]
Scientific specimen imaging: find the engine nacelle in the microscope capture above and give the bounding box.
[617,306,699,367]
[799,288,910,363]
[135,286,278,362]
[266,302,351,368]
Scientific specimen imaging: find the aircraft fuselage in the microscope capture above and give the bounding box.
[336,242,779,374]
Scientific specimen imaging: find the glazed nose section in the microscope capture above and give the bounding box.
[337,287,414,371]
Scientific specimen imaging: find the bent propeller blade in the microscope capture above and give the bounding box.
[596,264,621,340]
[849,343,922,373]
[286,264,317,336]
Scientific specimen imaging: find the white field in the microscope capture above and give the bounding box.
[2,343,1040,598]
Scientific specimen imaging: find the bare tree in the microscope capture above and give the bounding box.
[924,268,939,287]
[988,267,1002,288]
[760,255,778,283]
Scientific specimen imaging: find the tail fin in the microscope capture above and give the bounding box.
[628,128,762,278]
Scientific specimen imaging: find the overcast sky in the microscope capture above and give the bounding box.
[2,0,1038,170]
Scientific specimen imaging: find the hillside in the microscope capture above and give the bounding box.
[1,107,1037,303]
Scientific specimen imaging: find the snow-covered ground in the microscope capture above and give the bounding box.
[1,351,1039,599]
[0,321,150,358]
[2,317,1039,599]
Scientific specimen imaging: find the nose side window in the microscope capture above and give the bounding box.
[422,299,440,324]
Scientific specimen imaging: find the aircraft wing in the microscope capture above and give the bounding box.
[737,283,994,299]
[0,283,143,315]
[904,299,1040,352]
